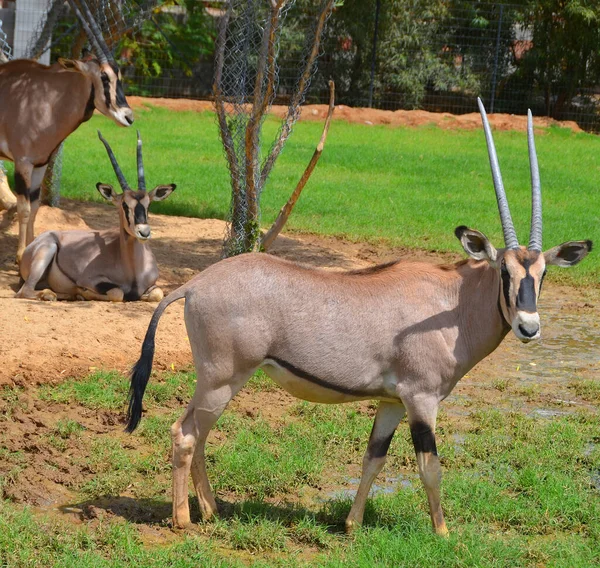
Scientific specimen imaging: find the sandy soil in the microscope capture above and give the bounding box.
[126,96,583,133]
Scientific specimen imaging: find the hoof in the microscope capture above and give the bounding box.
[145,287,164,302]
[172,518,192,530]
[345,518,361,534]
[37,289,57,302]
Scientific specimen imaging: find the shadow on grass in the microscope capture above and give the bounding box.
[59,493,418,535]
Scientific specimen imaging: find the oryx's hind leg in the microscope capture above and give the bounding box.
[405,396,448,536]
[345,401,406,533]
[171,369,254,528]
[16,238,59,301]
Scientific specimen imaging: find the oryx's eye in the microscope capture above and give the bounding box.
[500,259,508,273]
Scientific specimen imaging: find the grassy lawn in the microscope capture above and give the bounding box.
[1,370,600,567]
[4,105,598,285]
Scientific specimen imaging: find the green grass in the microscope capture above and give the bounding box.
[1,370,600,566]
[5,106,598,284]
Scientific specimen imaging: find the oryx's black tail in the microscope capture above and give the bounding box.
[125,287,187,433]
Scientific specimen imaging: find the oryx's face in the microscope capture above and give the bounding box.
[96,184,176,241]
[59,58,134,127]
[95,61,134,127]
[497,247,546,341]
[456,226,592,343]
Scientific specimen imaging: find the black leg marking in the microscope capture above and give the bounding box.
[14,172,28,196]
[96,282,120,295]
[30,188,40,202]
[410,421,437,456]
[368,431,395,459]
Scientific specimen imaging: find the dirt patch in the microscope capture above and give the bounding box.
[126,96,583,133]
[1,199,598,391]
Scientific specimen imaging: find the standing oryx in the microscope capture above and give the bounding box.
[125,99,591,534]
[0,0,134,264]
[16,131,175,302]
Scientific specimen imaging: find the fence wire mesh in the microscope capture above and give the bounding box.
[215,0,333,256]
[2,1,600,132]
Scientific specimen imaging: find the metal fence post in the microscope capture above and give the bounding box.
[368,0,381,108]
[490,3,504,113]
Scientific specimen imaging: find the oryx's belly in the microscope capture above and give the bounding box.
[262,357,395,404]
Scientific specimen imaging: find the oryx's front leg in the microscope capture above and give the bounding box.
[345,401,406,533]
[406,398,448,536]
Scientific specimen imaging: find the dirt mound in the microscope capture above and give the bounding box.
[126,96,583,133]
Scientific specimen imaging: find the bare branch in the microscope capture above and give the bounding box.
[245,0,285,221]
[260,0,335,188]
[261,81,335,251]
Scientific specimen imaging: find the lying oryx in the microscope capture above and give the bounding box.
[125,100,591,534]
[0,0,134,264]
[16,131,175,302]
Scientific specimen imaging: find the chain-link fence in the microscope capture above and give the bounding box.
[2,1,600,131]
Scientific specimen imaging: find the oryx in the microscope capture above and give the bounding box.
[16,131,175,302]
[0,0,134,264]
[125,100,591,534]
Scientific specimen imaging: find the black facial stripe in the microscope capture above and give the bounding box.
[115,81,128,107]
[501,267,511,307]
[517,273,537,313]
[539,270,547,298]
[410,421,437,455]
[133,202,147,225]
[267,356,370,397]
[122,201,131,225]
[101,73,111,108]
[368,432,395,459]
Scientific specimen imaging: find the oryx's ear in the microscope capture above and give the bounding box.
[455,225,498,263]
[96,182,118,202]
[544,240,593,267]
[58,58,86,73]
[148,184,176,202]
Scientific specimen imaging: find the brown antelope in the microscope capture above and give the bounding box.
[0,0,134,264]
[16,131,175,302]
[125,99,591,534]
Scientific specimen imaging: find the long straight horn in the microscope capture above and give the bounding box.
[477,97,519,249]
[67,0,108,63]
[77,0,114,63]
[527,110,542,252]
[136,130,146,191]
[97,130,130,190]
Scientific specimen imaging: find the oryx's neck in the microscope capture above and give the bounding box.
[452,260,510,371]
[119,229,147,286]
